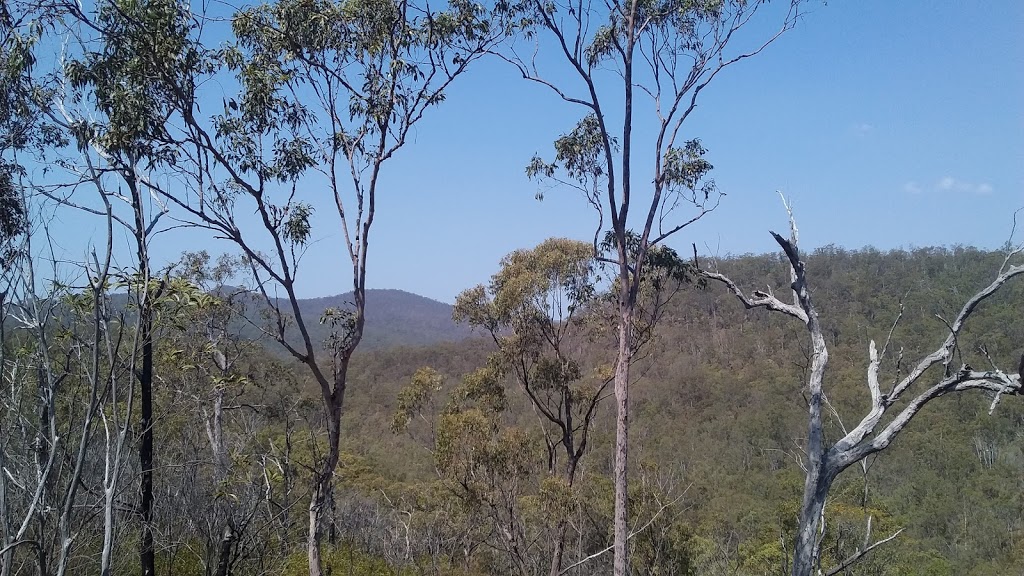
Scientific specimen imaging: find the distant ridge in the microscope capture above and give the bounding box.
[90,288,472,353]
[286,289,473,351]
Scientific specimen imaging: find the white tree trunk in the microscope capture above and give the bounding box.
[704,204,1024,576]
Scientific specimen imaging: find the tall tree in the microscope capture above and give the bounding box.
[122,0,506,572]
[703,205,1024,575]
[57,0,199,571]
[452,236,692,575]
[454,238,603,575]
[502,0,809,571]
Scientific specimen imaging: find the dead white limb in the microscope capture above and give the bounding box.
[557,490,687,575]
[701,200,1024,576]
[823,520,905,573]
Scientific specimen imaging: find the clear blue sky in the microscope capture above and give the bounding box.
[49,0,1024,303]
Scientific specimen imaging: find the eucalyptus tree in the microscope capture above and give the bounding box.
[452,236,691,575]
[702,206,1024,575]
[0,3,104,574]
[395,365,545,574]
[453,238,603,575]
[497,0,809,570]
[101,0,507,572]
[0,168,140,576]
[164,251,279,576]
[45,0,208,570]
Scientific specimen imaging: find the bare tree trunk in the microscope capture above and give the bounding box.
[125,173,157,576]
[792,284,830,576]
[613,312,631,576]
[100,412,130,576]
[138,263,156,576]
[100,483,115,576]
[33,366,51,576]
[214,521,234,576]
[307,486,323,576]
[0,452,8,576]
[99,287,133,576]
[0,290,8,576]
[308,395,343,576]
[706,211,1024,576]
[792,466,832,576]
[549,523,568,576]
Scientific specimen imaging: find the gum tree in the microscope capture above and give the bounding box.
[453,238,604,575]
[449,237,692,575]
[702,205,1024,575]
[499,0,809,571]
[118,0,507,572]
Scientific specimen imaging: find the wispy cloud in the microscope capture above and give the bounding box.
[936,176,993,195]
[904,177,993,196]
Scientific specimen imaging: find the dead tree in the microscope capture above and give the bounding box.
[701,201,1024,576]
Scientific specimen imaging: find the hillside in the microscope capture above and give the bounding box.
[221,288,475,353]
[104,288,473,352]
[13,247,1022,575]
[331,245,1024,575]
[286,289,474,351]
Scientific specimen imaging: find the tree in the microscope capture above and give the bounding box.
[0,170,145,576]
[498,0,809,571]
[165,252,261,576]
[453,238,604,575]
[702,203,1024,575]
[451,236,692,575]
[122,0,506,572]
[54,0,196,570]
[1,0,64,268]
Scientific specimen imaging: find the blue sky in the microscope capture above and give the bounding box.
[47,0,1024,303]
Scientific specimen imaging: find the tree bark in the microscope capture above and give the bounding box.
[214,521,234,576]
[307,390,344,576]
[792,463,833,576]
[612,311,632,576]
[549,522,569,576]
[131,177,157,576]
[139,308,155,576]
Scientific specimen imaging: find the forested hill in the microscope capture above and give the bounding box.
[10,246,1022,575]
[332,245,1024,575]
[283,288,473,350]
[106,288,472,351]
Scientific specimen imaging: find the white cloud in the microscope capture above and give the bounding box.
[935,176,993,195]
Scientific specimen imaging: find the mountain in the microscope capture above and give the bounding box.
[98,288,473,353]
[286,289,474,351]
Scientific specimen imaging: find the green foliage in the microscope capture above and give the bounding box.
[453,357,508,414]
[65,0,208,163]
[223,0,496,180]
[282,202,314,245]
[392,366,444,432]
[5,190,1023,576]
[455,238,597,328]
[662,139,715,200]
[1,1,64,266]
[281,542,395,576]
[0,164,25,265]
